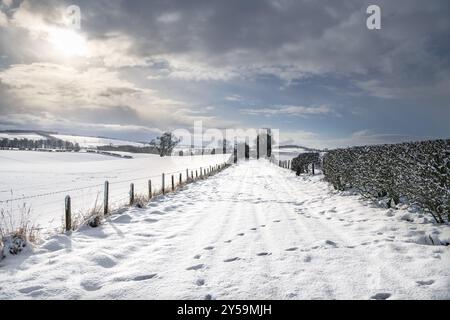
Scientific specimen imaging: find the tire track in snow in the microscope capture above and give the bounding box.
[200,164,277,299]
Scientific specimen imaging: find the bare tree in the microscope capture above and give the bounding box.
[150,132,180,157]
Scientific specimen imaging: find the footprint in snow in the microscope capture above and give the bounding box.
[133,274,157,281]
[273,220,281,223]
[250,228,257,231]
[193,254,201,259]
[416,280,434,286]
[223,257,240,262]
[224,240,232,243]
[370,293,391,300]
[325,240,338,247]
[112,214,132,224]
[285,247,298,251]
[256,252,271,256]
[151,210,166,215]
[18,286,44,294]
[90,254,117,268]
[260,225,266,227]
[196,279,205,286]
[144,218,159,223]
[80,280,102,292]
[204,246,214,250]
[187,264,205,271]
[237,233,245,236]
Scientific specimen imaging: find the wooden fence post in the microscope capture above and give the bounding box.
[148,179,152,199]
[65,195,71,231]
[129,183,134,205]
[200,167,203,178]
[104,181,109,215]
[191,171,194,180]
[196,170,198,178]
[186,169,189,181]
[312,163,315,175]
[257,135,260,159]
[171,175,175,191]
[162,173,165,195]
[179,173,182,185]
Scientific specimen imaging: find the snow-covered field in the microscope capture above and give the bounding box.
[50,134,147,148]
[0,150,230,235]
[0,160,448,299]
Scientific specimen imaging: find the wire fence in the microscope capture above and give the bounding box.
[0,157,233,236]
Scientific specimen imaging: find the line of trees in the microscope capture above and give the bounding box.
[97,145,159,154]
[322,139,449,223]
[0,138,80,151]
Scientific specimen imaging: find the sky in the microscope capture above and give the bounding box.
[0,0,449,149]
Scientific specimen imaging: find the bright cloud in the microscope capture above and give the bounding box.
[241,105,333,117]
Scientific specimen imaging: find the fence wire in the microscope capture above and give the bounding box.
[0,158,232,235]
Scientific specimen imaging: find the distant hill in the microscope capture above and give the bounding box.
[278,145,322,152]
[0,130,147,148]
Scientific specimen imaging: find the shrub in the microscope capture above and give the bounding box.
[0,204,39,259]
[291,153,320,175]
[323,139,450,223]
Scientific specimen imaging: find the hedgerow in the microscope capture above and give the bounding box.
[322,139,449,223]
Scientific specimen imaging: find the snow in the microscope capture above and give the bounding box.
[0,150,230,236]
[0,160,448,299]
[50,134,147,148]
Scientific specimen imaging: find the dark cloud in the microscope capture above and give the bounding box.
[0,0,449,146]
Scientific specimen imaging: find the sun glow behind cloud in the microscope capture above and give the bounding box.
[47,28,88,57]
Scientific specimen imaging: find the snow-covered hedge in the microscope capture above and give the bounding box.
[291,153,320,174]
[323,139,450,223]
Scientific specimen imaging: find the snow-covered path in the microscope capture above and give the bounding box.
[0,160,449,299]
